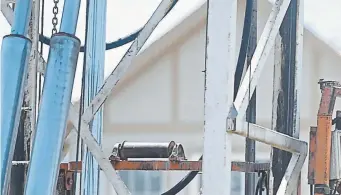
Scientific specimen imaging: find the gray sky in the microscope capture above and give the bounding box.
[1,0,341,101]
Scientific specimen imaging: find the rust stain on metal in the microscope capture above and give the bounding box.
[61,160,269,173]
[315,116,332,185]
[318,87,333,115]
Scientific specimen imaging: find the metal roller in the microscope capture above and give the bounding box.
[111,141,186,161]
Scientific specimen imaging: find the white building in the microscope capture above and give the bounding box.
[64,0,341,194]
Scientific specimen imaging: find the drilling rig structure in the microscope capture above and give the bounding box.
[1,0,340,195]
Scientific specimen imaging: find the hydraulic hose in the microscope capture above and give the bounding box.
[38,0,177,52]
[234,0,254,100]
[161,0,254,193]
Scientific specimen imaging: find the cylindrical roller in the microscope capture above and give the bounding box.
[113,141,181,160]
[25,33,80,195]
[1,35,32,195]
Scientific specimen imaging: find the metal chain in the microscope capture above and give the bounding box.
[52,0,59,35]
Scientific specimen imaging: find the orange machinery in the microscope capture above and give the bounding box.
[308,80,341,195]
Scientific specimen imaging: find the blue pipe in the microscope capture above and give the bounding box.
[1,35,31,195]
[1,0,33,193]
[11,0,33,35]
[81,0,106,194]
[24,33,80,195]
[59,0,81,34]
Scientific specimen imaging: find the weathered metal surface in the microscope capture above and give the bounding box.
[25,33,81,195]
[56,170,66,195]
[308,126,317,184]
[203,0,237,193]
[61,1,179,192]
[1,35,32,195]
[230,122,307,195]
[330,130,341,180]
[62,161,270,172]
[271,0,301,193]
[245,0,258,194]
[315,116,332,186]
[231,0,292,121]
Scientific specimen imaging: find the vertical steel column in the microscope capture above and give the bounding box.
[9,1,40,193]
[271,0,302,194]
[203,0,237,194]
[245,0,257,194]
[1,0,33,194]
[59,0,81,35]
[81,0,106,194]
[25,0,81,194]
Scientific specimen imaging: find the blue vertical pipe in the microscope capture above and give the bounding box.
[24,33,81,195]
[59,0,81,34]
[11,0,32,35]
[1,35,31,195]
[1,0,33,193]
[81,1,106,194]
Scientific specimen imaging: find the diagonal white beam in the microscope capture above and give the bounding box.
[1,0,13,25]
[81,0,176,124]
[67,105,131,195]
[62,0,177,193]
[232,0,291,119]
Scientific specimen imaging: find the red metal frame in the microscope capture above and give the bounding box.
[60,160,270,173]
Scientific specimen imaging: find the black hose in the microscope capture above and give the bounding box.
[161,156,202,195]
[255,171,268,195]
[234,0,254,100]
[161,0,254,193]
[38,0,178,52]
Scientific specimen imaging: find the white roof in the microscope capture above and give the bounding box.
[1,0,340,102]
[150,0,341,55]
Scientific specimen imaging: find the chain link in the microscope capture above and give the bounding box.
[52,0,59,35]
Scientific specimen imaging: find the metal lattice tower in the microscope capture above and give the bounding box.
[0,0,307,194]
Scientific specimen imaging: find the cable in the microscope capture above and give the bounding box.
[255,171,268,195]
[38,0,178,52]
[161,156,202,195]
[73,0,90,192]
[234,0,254,100]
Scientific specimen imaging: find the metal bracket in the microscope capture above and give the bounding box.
[228,122,308,195]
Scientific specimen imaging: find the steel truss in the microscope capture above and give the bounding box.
[1,0,306,194]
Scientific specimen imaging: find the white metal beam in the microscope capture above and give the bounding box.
[81,0,176,124]
[62,0,177,193]
[63,0,176,164]
[1,0,13,25]
[229,122,307,195]
[232,0,291,119]
[67,105,131,195]
[202,0,237,194]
